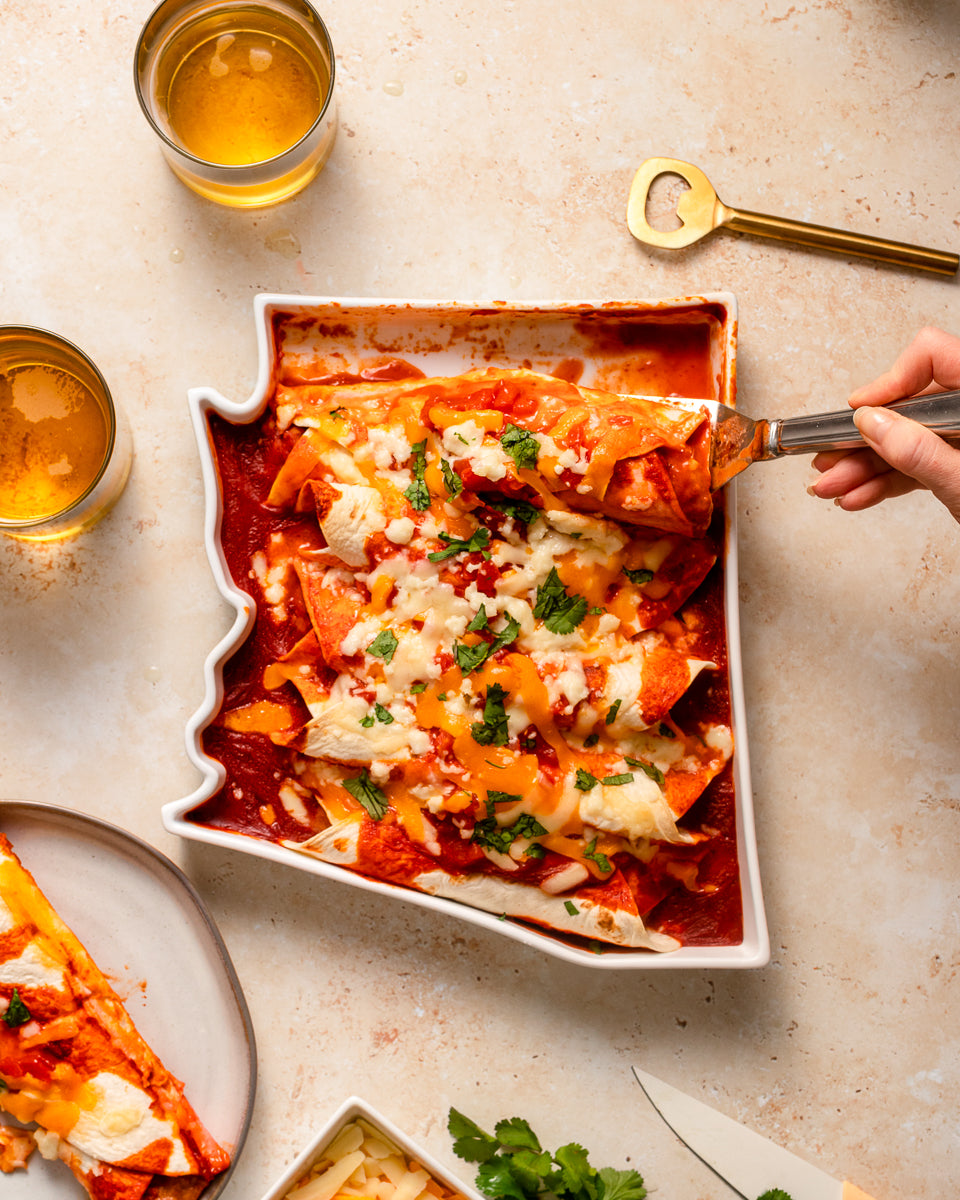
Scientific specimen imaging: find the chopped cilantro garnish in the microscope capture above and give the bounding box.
[411,682,427,694]
[428,526,492,562]
[487,790,522,807]
[533,567,588,635]
[2,989,30,1028]
[481,494,542,525]
[575,767,600,791]
[467,607,490,632]
[658,722,675,738]
[403,439,430,511]
[470,683,510,746]
[374,703,394,724]
[604,699,622,725]
[625,758,665,786]
[601,773,633,786]
[441,457,463,498]
[583,837,613,874]
[564,900,579,916]
[342,770,388,820]
[455,640,492,673]
[360,714,375,728]
[500,423,540,470]
[454,614,520,674]
[624,566,655,586]
[472,811,547,853]
[756,1192,795,1200]
[367,629,399,664]
[589,605,604,615]
[448,1110,646,1200]
[583,733,600,748]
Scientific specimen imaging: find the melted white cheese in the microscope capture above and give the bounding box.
[65,1072,192,1171]
[0,942,66,992]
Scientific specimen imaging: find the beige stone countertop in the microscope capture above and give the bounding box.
[2,1,959,1196]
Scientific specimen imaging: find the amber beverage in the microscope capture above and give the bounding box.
[135,0,337,208]
[0,328,132,542]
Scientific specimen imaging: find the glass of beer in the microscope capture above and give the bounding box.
[0,328,133,542]
[135,0,337,208]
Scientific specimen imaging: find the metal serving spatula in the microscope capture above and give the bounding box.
[646,388,960,489]
[627,157,959,276]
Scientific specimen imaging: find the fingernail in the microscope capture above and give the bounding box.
[853,406,892,443]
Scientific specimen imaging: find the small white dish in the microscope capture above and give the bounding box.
[258,1096,483,1200]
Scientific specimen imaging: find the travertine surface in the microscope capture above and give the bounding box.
[1,2,958,1196]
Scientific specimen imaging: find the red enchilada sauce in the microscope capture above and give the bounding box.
[190,324,743,951]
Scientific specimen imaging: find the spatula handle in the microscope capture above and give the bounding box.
[723,206,959,275]
[773,388,960,455]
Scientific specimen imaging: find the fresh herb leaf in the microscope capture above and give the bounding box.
[755,1192,795,1200]
[500,424,540,470]
[428,526,492,562]
[624,758,665,786]
[360,714,375,728]
[471,683,510,746]
[601,773,633,787]
[468,607,490,632]
[449,1111,645,1200]
[374,702,394,724]
[367,629,399,664]
[604,699,622,725]
[481,494,542,525]
[657,722,675,738]
[588,606,604,616]
[455,640,494,674]
[583,733,600,748]
[598,1168,648,1200]
[448,1109,499,1163]
[440,457,464,498]
[533,567,588,635]
[2,989,31,1028]
[472,811,547,854]
[575,767,600,791]
[583,837,612,874]
[342,770,388,820]
[403,439,430,511]
[488,790,522,807]
[411,682,427,694]
[623,567,654,586]
[564,900,579,916]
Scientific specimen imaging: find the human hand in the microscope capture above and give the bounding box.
[809,326,960,523]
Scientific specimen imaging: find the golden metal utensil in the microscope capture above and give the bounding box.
[627,157,959,275]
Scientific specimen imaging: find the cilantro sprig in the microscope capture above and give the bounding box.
[428,527,492,562]
[342,770,388,820]
[2,989,31,1028]
[454,614,521,674]
[500,424,540,471]
[448,1110,646,1200]
[403,439,430,511]
[470,683,510,746]
[533,568,588,635]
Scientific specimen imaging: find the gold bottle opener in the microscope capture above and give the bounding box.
[627,157,958,275]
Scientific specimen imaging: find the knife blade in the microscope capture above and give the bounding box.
[632,1067,879,1200]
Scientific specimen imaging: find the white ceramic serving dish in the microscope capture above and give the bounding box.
[257,1096,483,1200]
[163,293,769,970]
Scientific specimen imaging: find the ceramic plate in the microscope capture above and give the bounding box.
[0,800,256,1198]
[164,293,768,970]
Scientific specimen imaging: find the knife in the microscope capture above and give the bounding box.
[632,1066,879,1200]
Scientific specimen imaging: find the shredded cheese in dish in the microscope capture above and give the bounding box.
[201,365,740,952]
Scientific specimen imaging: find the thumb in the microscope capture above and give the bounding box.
[854,406,960,523]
